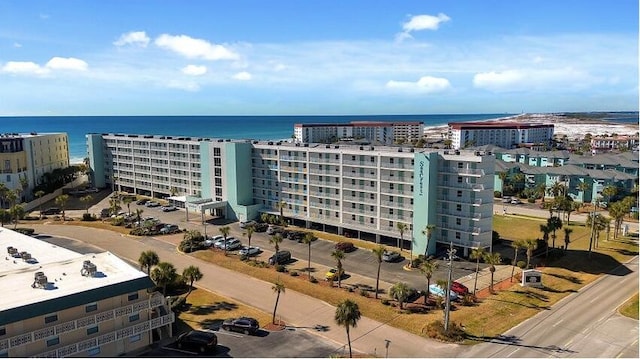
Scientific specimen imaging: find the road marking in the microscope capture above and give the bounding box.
[553,319,564,327]
[215,330,244,338]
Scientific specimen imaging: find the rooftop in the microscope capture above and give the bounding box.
[0,228,148,314]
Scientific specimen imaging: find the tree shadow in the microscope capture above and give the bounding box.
[546,272,583,284]
[486,297,551,310]
[189,301,239,315]
[465,333,577,354]
[548,249,634,276]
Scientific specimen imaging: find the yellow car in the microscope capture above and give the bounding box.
[325,268,346,281]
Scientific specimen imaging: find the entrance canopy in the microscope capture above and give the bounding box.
[184,198,228,213]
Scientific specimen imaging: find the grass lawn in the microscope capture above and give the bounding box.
[619,293,639,320]
[176,288,273,333]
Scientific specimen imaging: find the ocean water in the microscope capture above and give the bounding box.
[0,114,512,163]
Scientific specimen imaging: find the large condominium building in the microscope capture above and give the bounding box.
[0,227,174,357]
[0,133,69,202]
[293,121,424,145]
[448,122,554,150]
[590,135,639,153]
[87,134,494,256]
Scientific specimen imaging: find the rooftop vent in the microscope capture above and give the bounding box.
[81,260,98,277]
[20,251,31,262]
[303,143,309,147]
[7,246,17,256]
[268,141,274,145]
[32,271,48,289]
[325,145,330,148]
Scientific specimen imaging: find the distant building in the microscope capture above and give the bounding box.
[590,135,639,153]
[0,227,173,357]
[0,132,70,203]
[448,122,554,150]
[87,133,495,256]
[293,121,424,144]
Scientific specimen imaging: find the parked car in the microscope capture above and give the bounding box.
[254,223,268,232]
[510,198,522,205]
[239,220,257,229]
[450,281,469,296]
[239,246,261,256]
[175,330,218,354]
[214,237,240,250]
[501,196,512,203]
[325,268,347,281]
[429,284,459,301]
[212,236,231,248]
[100,208,111,218]
[382,250,401,262]
[145,201,160,207]
[204,235,223,247]
[268,250,291,265]
[136,198,149,205]
[160,224,179,234]
[287,231,305,241]
[441,252,461,261]
[41,207,61,215]
[161,205,177,212]
[335,242,356,253]
[266,225,282,235]
[221,317,260,335]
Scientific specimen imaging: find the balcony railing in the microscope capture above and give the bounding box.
[439,167,485,176]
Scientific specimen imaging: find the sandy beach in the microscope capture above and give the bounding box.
[423,113,639,140]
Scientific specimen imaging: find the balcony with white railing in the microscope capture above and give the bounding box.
[309,180,340,188]
[439,167,485,176]
[379,212,413,221]
[380,161,413,170]
[438,182,484,191]
[343,196,377,205]
[309,190,341,199]
[380,175,413,183]
[308,167,340,175]
[380,187,413,196]
[280,155,308,162]
[342,159,377,167]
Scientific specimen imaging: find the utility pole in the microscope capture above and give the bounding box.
[588,199,599,258]
[444,242,456,332]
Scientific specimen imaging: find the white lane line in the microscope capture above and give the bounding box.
[553,318,564,328]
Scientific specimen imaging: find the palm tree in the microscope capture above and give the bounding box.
[138,250,159,275]
[396,222,407,251]
[35,190,45,219]
[150,262,177,296]
[535,183,547,203]
[421,224,436,257]
[270,233,283,257]
[271,278,285,324]
[108,197,121,216]
[563,227,573,251]
[577,181,590,203]
[470,247,486,294]
[182,265,203,299]
[244,224,255,248]
[122,196,134,215]
[80,194,93,214]
[498,171,508,194]
[546,216,563,256]
[539,224,551,257]
[0,183,8,209]
[276,200,287,225]
[389,282,411,310]
[334,299,361,359]
[9,205,24,229]
[135,208,143,227]
[419,260,438,305]
[331,249,345,288]
[301,233,316,281]
[522,238,538,269]
[510,240,524,282]
[483,252,502,293]
[260,212,270,224]
[602,185,617,205]
[371,245,385,299]
[219,226,230,255]
[55,194,69,220]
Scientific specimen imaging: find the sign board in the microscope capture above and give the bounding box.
[521,269,543,287]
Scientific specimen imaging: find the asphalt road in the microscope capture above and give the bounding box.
[462,256,640,358]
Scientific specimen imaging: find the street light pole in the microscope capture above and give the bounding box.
[444,242,455,332]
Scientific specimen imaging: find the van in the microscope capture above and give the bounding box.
[268,250,291,265]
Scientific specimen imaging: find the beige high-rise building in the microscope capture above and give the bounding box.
[0,132,70,202]
[0,228,174,357]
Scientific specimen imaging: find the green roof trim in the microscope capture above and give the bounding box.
[0,277,155,326]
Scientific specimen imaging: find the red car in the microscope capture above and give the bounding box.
[334,242,356,253]
[450,281,469,296]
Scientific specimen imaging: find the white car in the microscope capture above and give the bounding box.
[239,246,261,256]
[239,220,257,229]
[510,198,522,205]
[216,238,241,251]
[429,284,459,301]
[213,237,237,249]
[205,235,224,247]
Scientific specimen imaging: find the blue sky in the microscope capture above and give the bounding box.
[0,0,637,115]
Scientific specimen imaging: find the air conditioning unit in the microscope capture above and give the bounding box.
[81,260,98,277]
[20,252,32,261]
[33,271,48,289]
[7,246,17,256]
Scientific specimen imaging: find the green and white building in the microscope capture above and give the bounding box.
[87,134,495,255]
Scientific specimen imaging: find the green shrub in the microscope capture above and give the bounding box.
[517,260,526,269]
[82,213,97,221]
[494,191,502,198]
[461,294,476,306]
[381,299,390,306]
[275,264,286,272]
[359,288,369,297]
[111,217,124,226]
[527,198,536,203]
[289,270,299,277]
[14,228,35,235]
[424,320,465,342]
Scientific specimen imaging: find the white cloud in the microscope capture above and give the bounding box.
[386,75,451,93]
[166,80,200,91]
[232,71,252,80]
[403,13,450,32]
[45,57,88,71]
[13,42,22,48]
[181,65,207,76]
[155,34,238,60]
[473,70,524,89]
[473,67,596,92]
[1,61,48,75]
[114,31,150,47]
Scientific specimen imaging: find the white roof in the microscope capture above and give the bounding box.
[0,228,147,313]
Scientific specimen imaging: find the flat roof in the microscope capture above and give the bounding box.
[0,228,149,320]
[448,122,554,130]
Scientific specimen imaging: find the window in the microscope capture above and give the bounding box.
[457,162,463,168]
[457,190,462,198]
[0,350,7,358]
[456,204,462,211]
[457,176,463,183]
[87,347,101,356]
[351,214,356,220]
[45,314,58,324]
[129,313,140,322]
[456,232,461,239]
[86,326,99,335]
[456,218,461,225]
[85,303,98,313]
[130,334,141,343]
[128,293,139,301]
[0,327,5,336]
[46,336,60,347]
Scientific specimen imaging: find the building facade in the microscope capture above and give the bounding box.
[293,121,424,145]
[88,134,494,255]
[448,122,554,150]
[0,133,69,202]
[0,228,173,357]
[590,135,639,153]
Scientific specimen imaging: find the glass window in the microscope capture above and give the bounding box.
[0,328,5,336]
[44,314,58,324]
[85,303,98,313]
[129,313,140,322]
[128,293,139,301]
[87,347,101,356]
[130,334,141,343]
[46,336,60,347]
[86,326,99,335]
